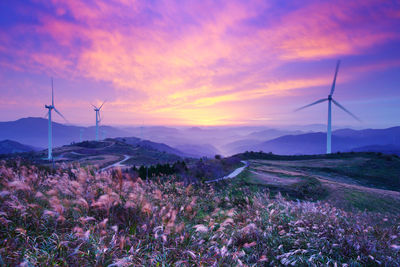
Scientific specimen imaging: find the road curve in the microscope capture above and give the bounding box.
[206,160,249,183]
[100,155,131,172]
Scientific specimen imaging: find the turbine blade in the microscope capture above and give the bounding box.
[330,60,341,95]
[54,107,68,123]
[99,100,106,110]
[91,103,97,109]
[294,98,328,112]
[332,99,361,122]
[51,77,54,106]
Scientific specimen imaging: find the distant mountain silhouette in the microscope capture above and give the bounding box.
[0,118,220,158]
[173,143,220,158]
[222,129,304,155]
[114,137,194,158]
[0,139,41,154]
[240,127,400,155]
[0,117,131,148]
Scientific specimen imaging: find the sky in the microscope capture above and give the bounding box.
[0,0,399,127]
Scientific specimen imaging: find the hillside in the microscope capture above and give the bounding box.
[236,126,400,155]
[0,140,41,154]
[234,151,400,210]
[0,117,130,148]
[9,138,183,169]
[0,155,399,265]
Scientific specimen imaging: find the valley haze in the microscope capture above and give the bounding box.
[1,117,400,157]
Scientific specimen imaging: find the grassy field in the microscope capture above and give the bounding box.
[7,139,183,170]
[236,152,400,213]
[1,152,400,265]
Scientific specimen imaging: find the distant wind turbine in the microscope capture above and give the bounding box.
[45,78,67,160]
[92,101,105,141]
[79,129,84,142]
[295,60,360,154]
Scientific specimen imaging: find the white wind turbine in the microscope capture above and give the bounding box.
[79,128,84,142]
[295,60,360,154]
[45,78,67,160]
[92,101,105,141]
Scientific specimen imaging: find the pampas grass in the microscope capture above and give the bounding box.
[0,159,399,265]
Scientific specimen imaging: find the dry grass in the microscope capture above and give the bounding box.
[0,160,399,266]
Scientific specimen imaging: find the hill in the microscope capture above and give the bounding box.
[0,155,399,265]
[0,117,131,148]
[0,118,219,157]
[7,138,184,169]
[0,140,41,154]
[114,137,191,158]
[240,126,400,155]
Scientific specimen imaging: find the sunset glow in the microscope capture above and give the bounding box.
[0,0,399,126]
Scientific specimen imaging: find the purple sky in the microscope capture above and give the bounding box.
[0,0,399,127]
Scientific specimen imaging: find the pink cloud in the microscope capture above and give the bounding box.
[0,0,399,125]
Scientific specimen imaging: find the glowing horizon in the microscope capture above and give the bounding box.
[0,0,399,127]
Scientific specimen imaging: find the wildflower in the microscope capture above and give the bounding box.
[221,218,234,227]
[240,223,257,234]
[390,244,400,250]
[243,241,257,248]
[0,190,10,198]
[258,255,268,262]
[79,216,96,224]
[186,250,196,259]
[15,228,26,235]
[220,246,228,257]
[119,235,126,250]
[7,181,31,192]
[75,197,89,211]
[226,209,235,217]
[154,189,162,200]
[194,224,208,233]
[43,210,58,218]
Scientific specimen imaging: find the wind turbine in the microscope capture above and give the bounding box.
[79,128,84,142]
[92,101,105,141]
[295,60,360,154]
[45,78,67,160]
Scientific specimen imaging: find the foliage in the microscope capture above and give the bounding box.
[0,160,399,266]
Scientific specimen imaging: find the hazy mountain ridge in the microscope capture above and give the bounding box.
[0,140,41,154]
[0,117,131,148]
[114,137,193,158]
[2,117,400,157]
[244,127,400,155]
[0,118,219,157]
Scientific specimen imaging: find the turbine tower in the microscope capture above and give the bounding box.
[79,129,84,142]
[295,60,360,154]
[45,78,67,160]
[92,101,105,141]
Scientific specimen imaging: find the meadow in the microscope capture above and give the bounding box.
[1,158,400,266]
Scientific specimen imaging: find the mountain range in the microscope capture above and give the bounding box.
[239,127,400,155]
[1,117,399,156]
[0,140,40,154]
